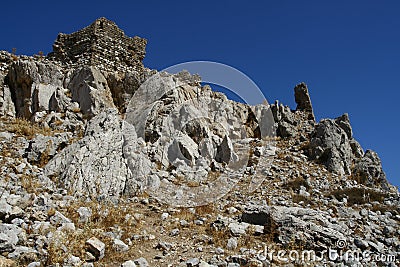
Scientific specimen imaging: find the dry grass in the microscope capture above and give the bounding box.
[1,117,54,139]
[284,177,310,191]
[19,174,42,194]
[326,187,389,205]
[292,194,314,206]
[44,198,147,265]
[370,204,400,217]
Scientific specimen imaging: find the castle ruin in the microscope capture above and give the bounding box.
[48,17,147,72]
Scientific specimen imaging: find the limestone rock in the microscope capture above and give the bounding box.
[44,109,142,196]
[67,66,115,117]
[0,83,15,117]
[294,82,315,121]
[353,150,389,189]
[335,113,353,139]
[85,237,105,260]
[7,60,63,118]
[216,135,234,164]
[24,132,72,163]
[0,224,22,253]
[134,258,149,267]
[121,261,137,267]
[242,206,347,248]
[308,118,352,175]
[106,71,141,112]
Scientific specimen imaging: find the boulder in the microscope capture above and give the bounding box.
[241,206,347,248]
[308,118,352,175]
[0,224,22,253]
[353,150,389,190]
[105,71,141,112]
[67,66,115,117]
[44,109,145,197]
[24,132,72,163]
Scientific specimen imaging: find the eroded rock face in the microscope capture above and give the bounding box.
[0,52,15,117]
[353,150,389,189]
[294,82,315,121]
[7,60,63,118]
[105,71,142,112]
[0,17,398,266]
[308,118,352,175]
[241,205,347,249]
[44,109,140,197]
[67,66,115,117]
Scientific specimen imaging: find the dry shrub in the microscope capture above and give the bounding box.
[44,198,146,265]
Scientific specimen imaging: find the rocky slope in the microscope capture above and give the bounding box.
[0,18,399,267]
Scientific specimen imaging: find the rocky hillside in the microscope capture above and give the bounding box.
[0,18,399,267]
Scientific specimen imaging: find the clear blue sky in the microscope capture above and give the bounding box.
[1,1,399,188]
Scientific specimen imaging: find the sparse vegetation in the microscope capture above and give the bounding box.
[326,187,389,205]
[1,117,54,139]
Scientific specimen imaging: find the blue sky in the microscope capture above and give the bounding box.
[1,1,399,188]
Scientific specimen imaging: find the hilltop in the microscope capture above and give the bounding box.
[0,18,398,266]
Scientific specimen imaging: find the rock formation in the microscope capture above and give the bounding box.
[0,18,398,266]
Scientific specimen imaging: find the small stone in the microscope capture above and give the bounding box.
[84,252,96,262]
[180,219,189,227]
[226,237,238,250]
[77,207,92,223]
[113,239,129,252]
[170,228,180,236]
[215,247,225,254]
[27,262,40,267]
[121,260,137,267]
[15,163,26,174]
[65,255,81,266]
[227,207,238,214]
[228,222,248,236]
[50,211,71,225]
[57,222,76,232]
[161,212,169,220]
[194,219,204,225]
[360,208,368,217]
[86,237,105,260]
[199,262,210,267]
[186,258,200,267]
[354,238,369,250]
[0,201,12,221]
[134,257,149,267]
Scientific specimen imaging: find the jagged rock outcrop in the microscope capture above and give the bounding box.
[67,66,115,117]
[0,51,15,117]
[242,205,347,248]
[353,149,389,189]
[294,82,315,121]
[44,109,143,197]
[7,60,64,118]
[308,117,353,175]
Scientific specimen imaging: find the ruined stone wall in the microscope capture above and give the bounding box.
[48,18,147,72]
